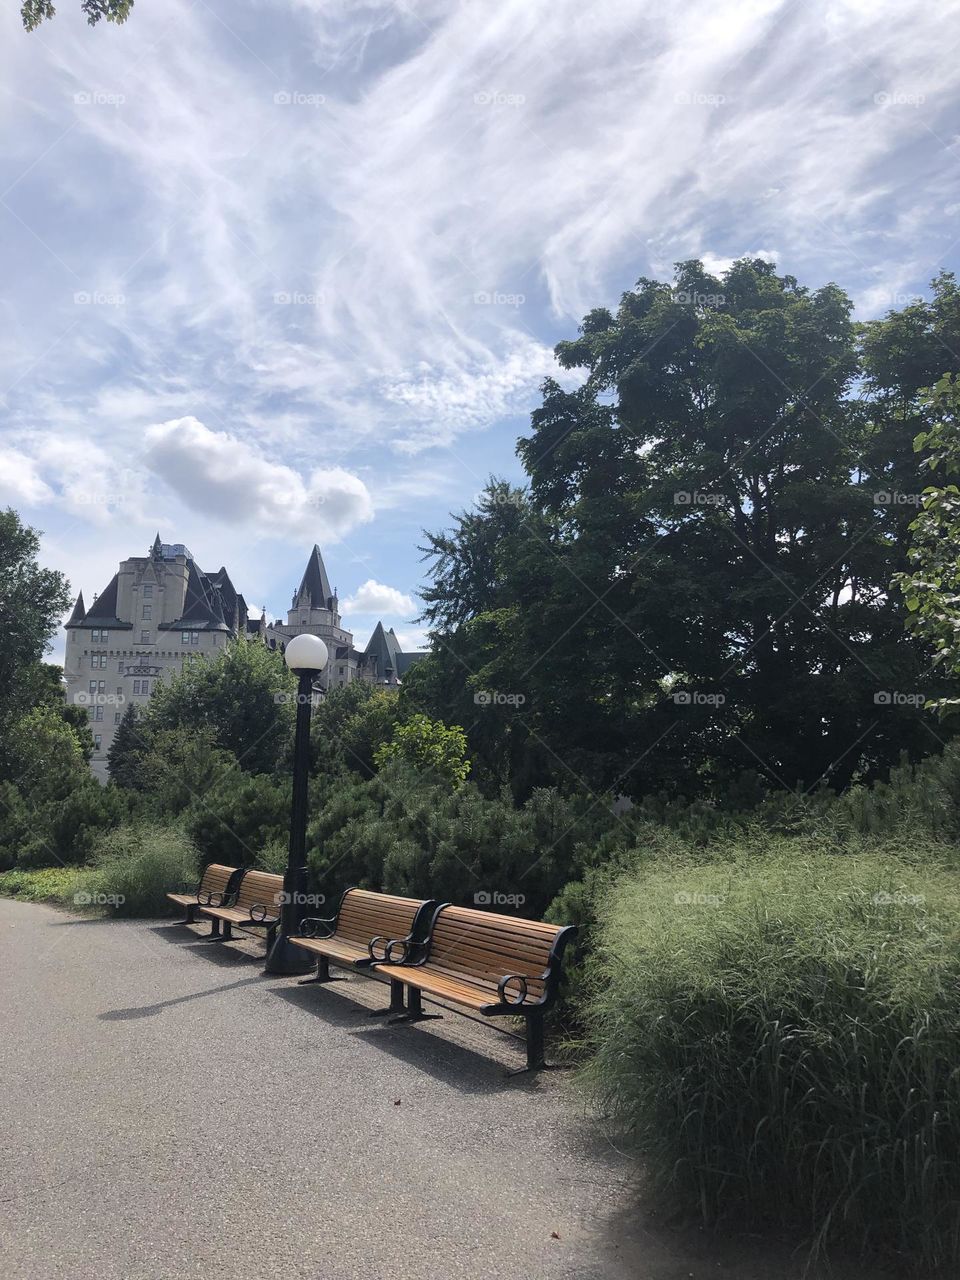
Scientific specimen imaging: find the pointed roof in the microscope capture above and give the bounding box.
[66,591,85,626]
[295,545,334,608]
[151,532,162,559]
[69,573,132,629]
[363,621,402,677]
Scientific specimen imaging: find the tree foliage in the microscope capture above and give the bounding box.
[21,0,133,32]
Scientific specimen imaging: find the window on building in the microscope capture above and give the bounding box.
[90,628,109,644]
[118,659,124,672]
[98,681,105,693]
[143,584,153,598]
[89,681,97,696]
[114,711,122,724]
[94,734,102,750]
[93,706,104,722]
[133,679,150,696]
[140,630,150,644]
[181,631,199,646]
[116,686,122,695]
[142,605,152,620]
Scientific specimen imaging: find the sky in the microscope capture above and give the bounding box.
[2,0,960,666]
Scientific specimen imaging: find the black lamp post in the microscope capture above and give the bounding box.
[265,632,328,975]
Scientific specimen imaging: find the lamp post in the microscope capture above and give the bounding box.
[265,632,328,975]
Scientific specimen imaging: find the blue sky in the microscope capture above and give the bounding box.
[2,0,960,666]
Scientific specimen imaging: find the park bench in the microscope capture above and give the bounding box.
[199,869,285,947]
[291,889,438,1014]
[373,904,577,1073]
[166,862,240,924]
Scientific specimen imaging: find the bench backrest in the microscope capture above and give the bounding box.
[199,863,238,899]
[333,889,433,948]
[234,870,285,919]
[424,906,575,1006]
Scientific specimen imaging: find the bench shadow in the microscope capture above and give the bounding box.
[145,924,267,966]
[98,975,265,1021]
[272,981,540,1095]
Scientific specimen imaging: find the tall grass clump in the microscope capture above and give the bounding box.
[72,824,200,917]
[583,850,960,1271]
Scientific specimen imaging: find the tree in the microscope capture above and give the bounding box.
[417,261,950,798]
[0,509,71,766]
[374,713,470,787]
[146,637,295,776]
[21,0,133,32]
[107,702,150,789]
[893,375,960,716]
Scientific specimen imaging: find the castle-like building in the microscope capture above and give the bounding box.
[64,536,425,780]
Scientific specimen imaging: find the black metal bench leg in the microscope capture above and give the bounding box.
[185,904,198,924]
[297,955,345,985]
[388,986,442,1024]
[368,979,406,1016]
[208,917,221,938]
[222,920,233,941]
[506,1009,553,1076]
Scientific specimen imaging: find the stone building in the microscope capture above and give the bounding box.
[64,536,425,780]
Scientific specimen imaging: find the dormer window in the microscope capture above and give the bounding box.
[143,585,153,598]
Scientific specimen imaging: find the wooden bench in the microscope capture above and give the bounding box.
[166,863,240,924]
[290,889,438,1015]
[199,869,285,948]
[373,904,577,1073]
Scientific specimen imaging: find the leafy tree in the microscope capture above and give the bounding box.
[146,637,295,776]
[893,375,960,716]
[418,261,950,797]
[0,510,71,768]
[138,728,238,818]
[374,713,470,787]
[21,0,133,32]
[185,770,289,868]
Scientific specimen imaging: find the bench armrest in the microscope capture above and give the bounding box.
[170,880,197,897]
[198,889,234,908]
[248,901,281,923]
[497,971,549,1007]
[298,915,336,939]
[370,933,427,965]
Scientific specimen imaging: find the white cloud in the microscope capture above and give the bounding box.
[0,449,55,507]
[342,579,416,615]
[142,416,373,539]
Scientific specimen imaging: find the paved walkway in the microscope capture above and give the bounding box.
[0,898,902,1280]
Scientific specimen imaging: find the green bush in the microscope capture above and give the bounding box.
[0,866,76,901]
[72,824,200,918]
[583,849,960,1270]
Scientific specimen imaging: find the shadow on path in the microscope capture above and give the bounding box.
[273,981,542,1096]
[99,975,265,1021]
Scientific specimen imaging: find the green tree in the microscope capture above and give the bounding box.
[21,0,133,32]
[106,702,150,789]
[893,375,960,716]
[0,510,71,768]
[146,637,295,776]
[418,261,950,797]
[374,713,470,787]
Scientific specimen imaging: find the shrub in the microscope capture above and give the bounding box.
[583,849,960,1270]
[185,770,288,867]
[72,824,200,917]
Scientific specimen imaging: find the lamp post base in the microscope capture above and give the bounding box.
[264,933,316,976]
